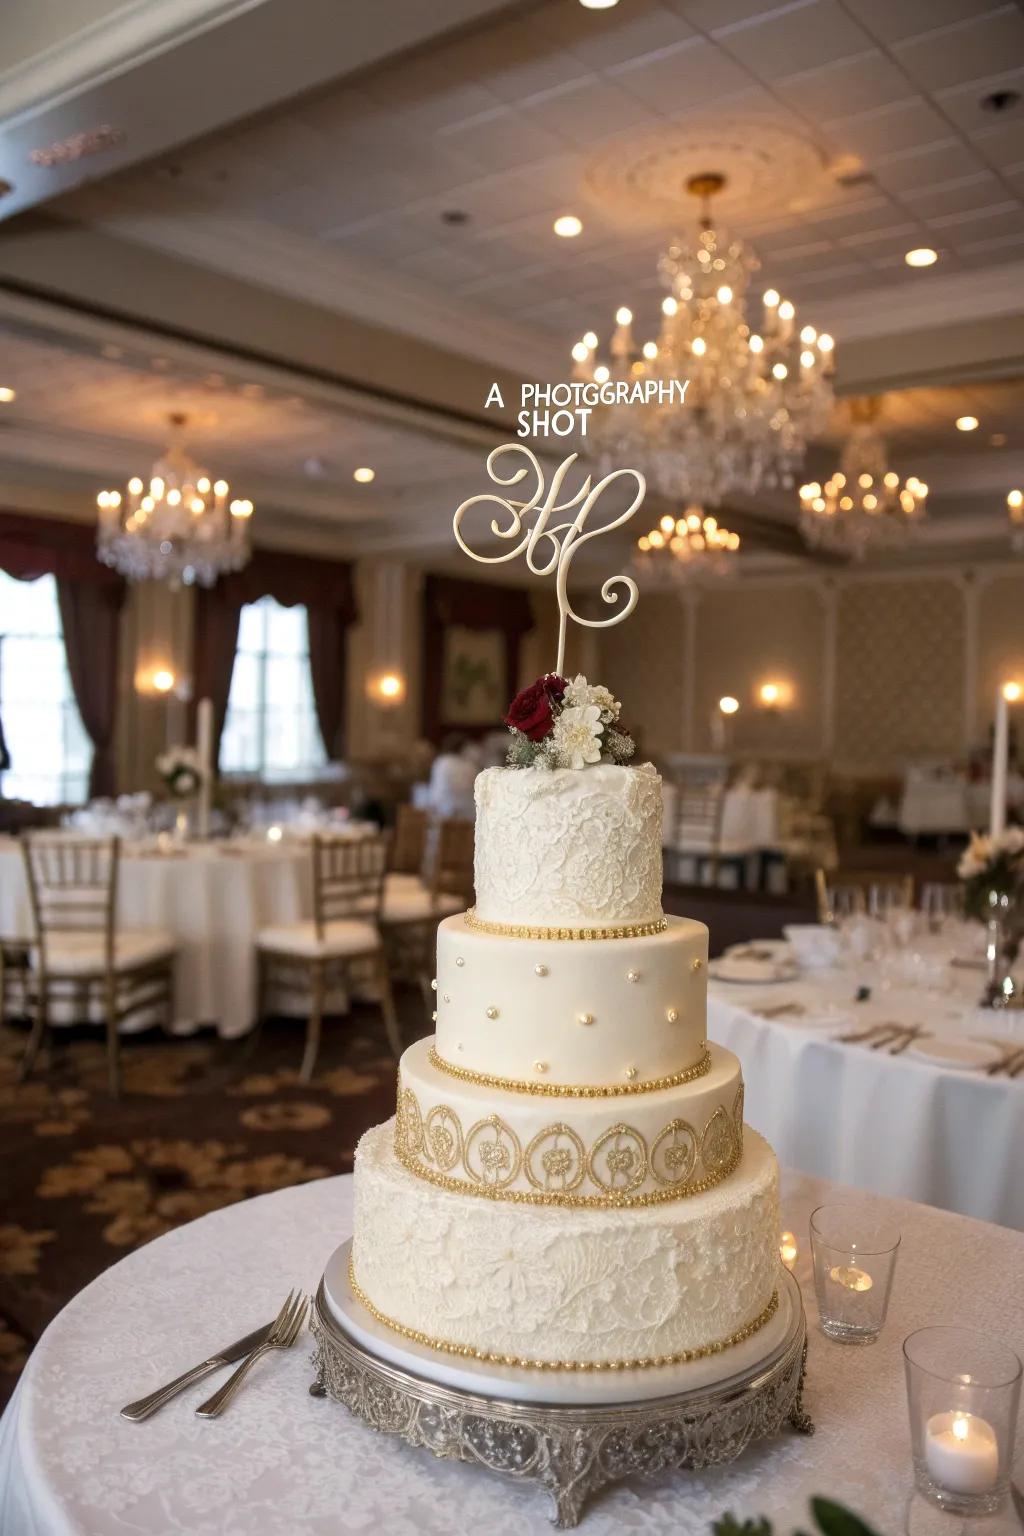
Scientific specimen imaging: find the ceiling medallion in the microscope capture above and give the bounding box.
[96,413,253,587]
[572,173,835,507]
[799,398,928,561]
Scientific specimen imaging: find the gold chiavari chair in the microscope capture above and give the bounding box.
[389,804,430,877]
[254,833,399,1081]
[20,834,177,1096]
[380,817,471,1015]
[815,867,915,925]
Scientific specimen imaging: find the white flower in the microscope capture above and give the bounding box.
[548,704,604,770]
[563,674,621,719]
[958,833,993,879]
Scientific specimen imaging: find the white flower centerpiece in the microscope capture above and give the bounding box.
[958,827,1024,999]
[503,673,635,770]
[156,746,206,800]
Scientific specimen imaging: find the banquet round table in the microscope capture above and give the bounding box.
[0,837,311,1039]
[709,952,1024,1228]
[3,1170,1023,1535]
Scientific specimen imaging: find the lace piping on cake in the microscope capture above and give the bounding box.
[348,1256,778,1371]
[427,1043,711,1098]
[464,907,668,941]
[394,1087,742,1206]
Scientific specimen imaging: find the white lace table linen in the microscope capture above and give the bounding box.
[0,838,310,1039]
[709,960,1024,1228]
[3,1170,1023,1535]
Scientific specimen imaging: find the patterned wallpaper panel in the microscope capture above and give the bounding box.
[975,571,1024,744]
[598,591,687,757]
[834,576,965,770]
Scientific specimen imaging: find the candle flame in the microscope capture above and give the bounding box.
[952,1413,969,1441]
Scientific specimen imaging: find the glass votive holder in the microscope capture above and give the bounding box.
[904,1326,1022,1517]
[809,1203,900,1344]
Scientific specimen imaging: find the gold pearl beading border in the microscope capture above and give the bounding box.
[464,907,668,942]
[348,1257,779,1372]
[427,1044,712,1098]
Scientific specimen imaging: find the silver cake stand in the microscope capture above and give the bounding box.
[309,1246,813,1528]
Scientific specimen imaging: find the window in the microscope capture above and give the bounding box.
[220,595,326,778]
[0,571,92,805]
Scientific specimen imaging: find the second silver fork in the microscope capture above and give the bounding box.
[195,1290,308,1418]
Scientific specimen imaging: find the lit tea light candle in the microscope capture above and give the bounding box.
[779,1232,798,1269]
[924,1410,999,1495]
[829,1264,873,1292]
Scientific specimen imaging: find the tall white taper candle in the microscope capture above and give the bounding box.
[990,688,1009,838]
[196,696,214,840]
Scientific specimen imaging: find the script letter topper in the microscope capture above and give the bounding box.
[452,444,646,676]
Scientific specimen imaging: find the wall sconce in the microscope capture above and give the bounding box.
[136,663,180,697]
[1003,680,1022,704]
[152,668,176,694]
[718,695,739,716]
[757,680,792,711]
[368,671,406,707]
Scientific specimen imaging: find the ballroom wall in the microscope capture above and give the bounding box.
[598,562,1024,776]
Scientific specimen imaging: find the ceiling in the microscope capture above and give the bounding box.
[0,0,1022,571]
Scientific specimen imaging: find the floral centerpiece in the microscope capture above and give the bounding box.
[155,746,206,800]
[958,827,1024,977]
[503,674,635,770]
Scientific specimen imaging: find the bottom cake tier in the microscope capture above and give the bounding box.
[351,1119,781,1370]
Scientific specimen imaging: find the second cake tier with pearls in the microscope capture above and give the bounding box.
[397,1034,744,1205]
[434,912,708,1089]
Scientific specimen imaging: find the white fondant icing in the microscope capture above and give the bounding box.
[352,1122,781,1367]
[435,912,707,1087]
[473,762,663,928]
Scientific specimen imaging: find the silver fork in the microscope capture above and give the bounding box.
[195,1291,308,1418]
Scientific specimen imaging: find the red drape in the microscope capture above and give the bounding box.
[191,548,357,766]
[56,579,125,798]
[0,511,125,798]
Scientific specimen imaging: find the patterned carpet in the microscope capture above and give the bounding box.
[0,1000,418,1412]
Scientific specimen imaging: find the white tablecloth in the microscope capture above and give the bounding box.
[898,769,1024,836]
[709,955,1024,1228]
[0,839,311,1039]
[2,1170,1022,1535]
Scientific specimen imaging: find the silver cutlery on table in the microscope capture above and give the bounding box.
[837,1022,897,1045]
[120,1321,273,1421]
[887,1025,930,1055]
[984,1042,1024,1078]
[195,1290,309,1418]
[753,1002,807,1020]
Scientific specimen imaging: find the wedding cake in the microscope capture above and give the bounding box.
[350,672,782,1374]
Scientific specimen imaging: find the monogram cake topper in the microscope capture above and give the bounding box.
[452,444,646,676]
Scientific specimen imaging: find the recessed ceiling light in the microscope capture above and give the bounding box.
[553,214,583,238]
[905,247,938,267]
[353,467,375,484]
[0,386,14,402]
[579,0,619,7]
[956,416,979,432]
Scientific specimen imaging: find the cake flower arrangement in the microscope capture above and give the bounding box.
[155,745,206,800]
[504,672,635,770]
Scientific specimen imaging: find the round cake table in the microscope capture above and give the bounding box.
[3,1171,1023,1534]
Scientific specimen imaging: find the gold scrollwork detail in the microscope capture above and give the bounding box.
[701,1105,738,1177]
[423,1105,462,1172]
[588,1124,648,1195]
[427,1044,711,1098]
[395,1088,424,1161]
[732,1083,745,1144]
[464,1115,522,1189]
[524,1123,586,1193]
[649,1119,698,1186]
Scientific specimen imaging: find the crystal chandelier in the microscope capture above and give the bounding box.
[572,173,835,507]
[798,399,927,560]
[635,506,740,583]
[96,414,253,586]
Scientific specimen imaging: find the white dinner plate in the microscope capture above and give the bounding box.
[905,1037,1004,1072]
[723,939,792,962]
[709,957,800,985]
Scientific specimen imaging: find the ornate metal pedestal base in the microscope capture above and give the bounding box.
[309,1271,812,1528]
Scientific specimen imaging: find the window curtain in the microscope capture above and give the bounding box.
[191,548,357,766]
[0,510,125,797]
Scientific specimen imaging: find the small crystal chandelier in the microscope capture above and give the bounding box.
[572,173,835,507]
[635,506,740,582]
[799,399,927,560]
[96,414,253,586]
[1008,489,1023,552]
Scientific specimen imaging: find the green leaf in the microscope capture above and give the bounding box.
[711,1518,773,1536]
[811,1497,883,1536]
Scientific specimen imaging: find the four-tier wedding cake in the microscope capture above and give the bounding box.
[350,672,782,1375]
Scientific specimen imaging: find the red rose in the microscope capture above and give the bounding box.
[504,675,567,742]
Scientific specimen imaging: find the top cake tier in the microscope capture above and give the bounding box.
[473,761,663,931]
